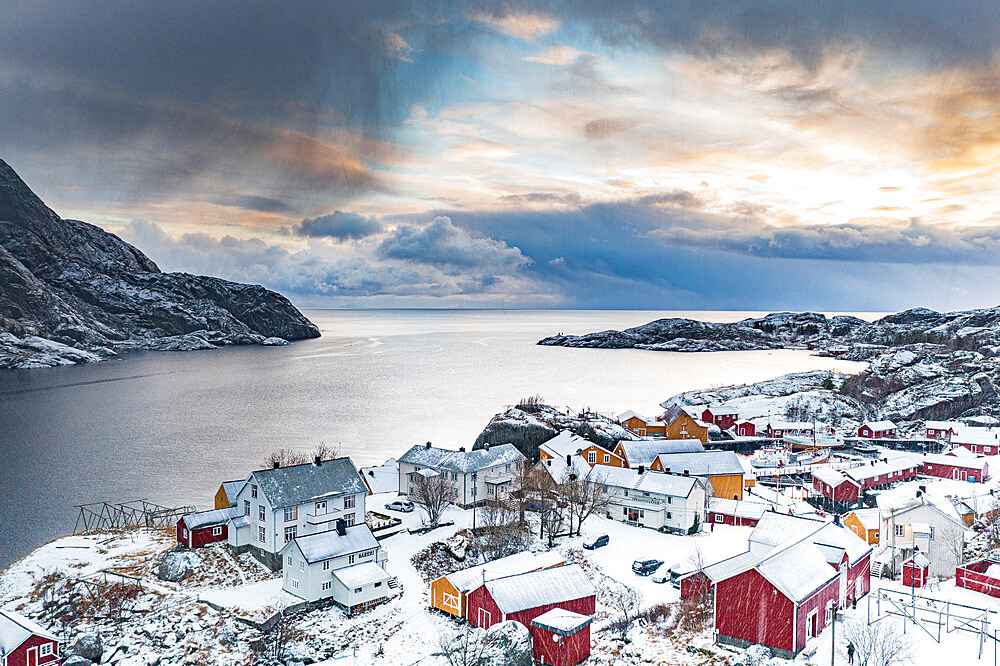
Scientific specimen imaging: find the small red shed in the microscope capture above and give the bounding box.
[811,468,861,503]
[467,564,596,631]
[902,552,930,588]
[920,452,989,483]
[176,506,238,548]
[530,608,592,666]
[702,407,739,431]
[0,609,60,666]
[735,421,756,437]
[858,421,897,439]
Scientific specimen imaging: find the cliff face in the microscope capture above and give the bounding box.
[0,159,319,368]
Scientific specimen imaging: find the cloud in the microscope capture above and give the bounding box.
[583,117,641,140]
[293,211,383,240]
[471,11,560,41]
[524,46,590,66]
[377,216,529,271]
[213,195,293,213]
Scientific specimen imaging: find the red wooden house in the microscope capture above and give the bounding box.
[467,564,596,631]
[176,506,239,548]
[843,457,920,491]
[735,421,756,437]
[952,429,1000,456]
[921,452,989,483]
[811,468,862,503]
[702,406,739,431]
[530,608,592,666]
[924,421,957,441]
[707,497,769,527]
[0,609,60,666]
[709,513,871,658]
[858,421,897,439]
[765,421,814,439]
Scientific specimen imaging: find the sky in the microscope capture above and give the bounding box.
[4,1,1000,311]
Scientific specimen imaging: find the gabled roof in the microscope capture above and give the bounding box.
[705,406,739,416]
[182,506,239,530]
[708,497,770,520]
[539,431,608,460]
[754,539,840,602]
[925,421,960,431]
[844,456,919,483]
[485,564,595,614]
[539,452,594,484]
[615,439,705,466]
[618,410,647,422]
[220,480,243,504]
[333,562,391,588]
[653,451,744,477]
[812,467,859,488]
[848,508,880,530]
[862,420,898,430]
[922,452,988,470]
[0,610,56,653]
[749,512,827,550]
[247,457,368,509]
[662,404,710,429]
[876,495,970,528]
[594,465,701,498]
[531,608,592,636]
[398,443,525,474]
[444,550,565,593]
[767,420,814,430]
[284,523,379,563]
[950,428,1000,446]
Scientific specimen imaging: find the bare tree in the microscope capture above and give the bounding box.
[606,583,643,641]
[253,605,303,664]
[684,546,711,601]
[411,472,454,528]
[560,468,610,536]
[840,618,911,666]
[474,498,530,562]
[264,443,341,469]
[941,522,967,568]
[438,626,509,666]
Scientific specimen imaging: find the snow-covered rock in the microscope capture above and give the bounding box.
[69,632,104,663]
[157,550,196,582]
[481,620,532,666]
[61,657,94,666]
[260,336,290,346]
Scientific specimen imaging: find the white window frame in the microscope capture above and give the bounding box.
[588,451,596,464]
[251,485,258,498]
[258,526,266,543]
[258,505,266,522]
[284,506,297,522]
[284,526,297,543]
[212,526,223,537]
[344,495,356,509]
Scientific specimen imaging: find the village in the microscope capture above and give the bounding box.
[6,396,1000,666]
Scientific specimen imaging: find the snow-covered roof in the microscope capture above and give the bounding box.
[849,508,880,530]
[844,456,919,483]
[702,550,761,582]
[768,421,814,430]
[485,564,595,614]
[445,551,565,593]
[231,515,252,529]
[539,452,594,484]
[922,452,988,470]
[755,539,839,602]
[876,495,969,528]
[615,439,705,467]
[951,428,1000,446]
[530,608,592,636]
[653,451,744,477]
[812,521,872,565]
[662,404,711,430]
[811,467,857,488]
[749,512,827,550]
[618,410,647,422]
[925,421,960,431]
[905,553,931,568]
[708,497,769,520]
[595,466,700,498]
[398,443,525,474]
[705,406,739,416]
[539,431,607,460]
[220,480,243,504]
[182,506,239,530]
[332,562,390,588]
[945,446,978,459]
[862,420,898,431]
[286,524,379,563]
[0,609,56,653]
[248,457,368,509]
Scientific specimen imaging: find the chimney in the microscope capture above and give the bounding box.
[916,490,923,498]
[833,514,841,526]
[684,469,690,476]
[273,461,280,469]
[459,446,466,452]
[484,443,490,451]
[425,441,432,449]
[919,485,927,493]
[883,457,889,464]
[638,465,645,475]
[336,519,347,536]
[314,455,322,466]
[566,454,572,466]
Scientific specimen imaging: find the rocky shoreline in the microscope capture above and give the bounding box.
[0,160,319,369]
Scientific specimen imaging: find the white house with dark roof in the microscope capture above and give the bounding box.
[397,442,526,508]
[226,456,370,570]
[280,520,392,611]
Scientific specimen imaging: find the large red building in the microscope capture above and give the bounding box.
[707,513,871,658]
[0,609,60,666]
[467,564,596,631]
[843,457,920,491]
[702,407,739,431]
[176,506,239,548]
[811,468,862,503]
[921,452,989,483]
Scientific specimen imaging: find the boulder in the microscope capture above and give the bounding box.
[481,620,532,666]
[62,657,94,666]
[157,550,196,582]
[69,632,103,663]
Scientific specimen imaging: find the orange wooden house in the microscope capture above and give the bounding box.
[844,508,880,545]
[650,451,746,499]
[538,431,626,468]
[617,411,666,437]
[661,405,712,443]
[429,550,565,618]
[214,480,244,509]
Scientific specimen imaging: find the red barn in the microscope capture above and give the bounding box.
[858,421,897,439]
[467,564,596,631]
[702,407,739,431]
[176,506,238,548]
[0,609,60,666]
[735,421,756,437]
[811,468,861,503]
[709,513,871,658]
[920,453,989,483]
[530,608,592,666]
[902,553,929,588]
[844,457,920,491]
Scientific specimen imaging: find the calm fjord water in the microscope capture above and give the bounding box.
[0,309,870,569]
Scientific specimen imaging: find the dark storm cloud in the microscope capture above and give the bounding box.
[213,195,293,214]
[293,211,383,240]
[377,216,529,271]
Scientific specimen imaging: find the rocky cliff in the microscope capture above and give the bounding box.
[0,160,319,368]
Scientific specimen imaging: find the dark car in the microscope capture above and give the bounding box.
[632,559,663,576]
[583,535,609,550]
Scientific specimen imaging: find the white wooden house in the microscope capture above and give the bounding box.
[226,457,369,570]
[877,495,969,577]
[397,442,526,508]
[592,465,708,533]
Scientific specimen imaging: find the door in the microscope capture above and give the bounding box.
[27,645,39,666]
[807,609,818,638]
[478,607,492,628]
[627,508,641,524]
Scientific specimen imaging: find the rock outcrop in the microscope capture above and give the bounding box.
[0,159,319,369]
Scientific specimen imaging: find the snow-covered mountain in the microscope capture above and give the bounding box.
[0,160,319,368]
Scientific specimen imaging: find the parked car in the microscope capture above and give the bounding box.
[667,563,695,588]
[632,559,663,576]
[651,571,669,584]
[583,535,609,550]
[384,500,414,513]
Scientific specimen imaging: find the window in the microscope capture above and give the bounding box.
[258,506,266,521]
[40,643,53,656]
[929,526,935,540]
[316,500,327,514]
[323,560,331,571]
[344,495,355,509]
[604,454,610,464]
[284,506,297,522]
[284,526,297,543]
[588,451,596,464]
[212,526,223,537]
[374,581,382,588]
[667,496,672,504]
[623,507,628,516]
[244,500,251,515]
[258,526,266,542]
[488,486,495,496]
[322,581,332,591]
[291,580,299,589]
[182,528,188,538]
[666,512,672,519]
[452,472,458,481]
[505,464,511,472]
[349,554,356,564]
[287,554,293,565]
[354,587,363,593]
[895,525,904,537]
[251,485,258,499]
[345,512,355,526]
[299,560,304,572]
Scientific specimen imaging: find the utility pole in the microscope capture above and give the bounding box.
[830,604,837,666]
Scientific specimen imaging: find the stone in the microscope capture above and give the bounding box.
[157,551,196,582]
[69,632,103,663]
